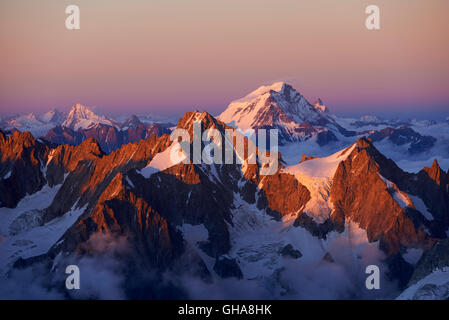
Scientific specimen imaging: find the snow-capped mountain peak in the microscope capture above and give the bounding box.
[62,104,117,130]
[64,104,99,124]
[217,82,353,144]
[10,112,41,126]
[120,114,142,129]
[0,112,49,136]
[236,81,288,102]
[41,109,65,124]
[218,82,318,131]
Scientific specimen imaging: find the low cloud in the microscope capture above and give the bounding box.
[0,232,401,300]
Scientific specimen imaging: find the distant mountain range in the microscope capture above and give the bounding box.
[217,83,448,158]
[1,104,175,153]
[1,83,447,157]
[0,104,174,136]
[0,83,448,299]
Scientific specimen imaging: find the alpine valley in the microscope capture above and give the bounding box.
[1,83,448,300]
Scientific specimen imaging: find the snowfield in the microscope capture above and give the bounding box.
[397,268,449,300]
[138,142,188,178]
[0,184,85,276]
[223,193,389,299]
[284,144,355,223]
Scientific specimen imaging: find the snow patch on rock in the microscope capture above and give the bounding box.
[138,142,188,178]
[284,144,355,223]
[397,267,449,300]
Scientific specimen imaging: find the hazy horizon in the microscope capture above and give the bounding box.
[0,98,447,121]
[1,0,448,120]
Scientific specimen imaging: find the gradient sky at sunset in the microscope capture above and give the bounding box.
[1,0,448,119]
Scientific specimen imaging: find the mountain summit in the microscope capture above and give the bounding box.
[218,82,319,129]
[218,82,354,144]
[0,111,64,137]
[41,109,66,124]
[61,104,117,130]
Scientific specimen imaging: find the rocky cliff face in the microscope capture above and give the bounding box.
[5,111,310,273]
[330,138,437,255]
[0,130,50,207]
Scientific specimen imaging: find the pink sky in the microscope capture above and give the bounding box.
[0,0,448,118]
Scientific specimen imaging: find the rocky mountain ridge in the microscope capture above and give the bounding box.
[1,109,448,299]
